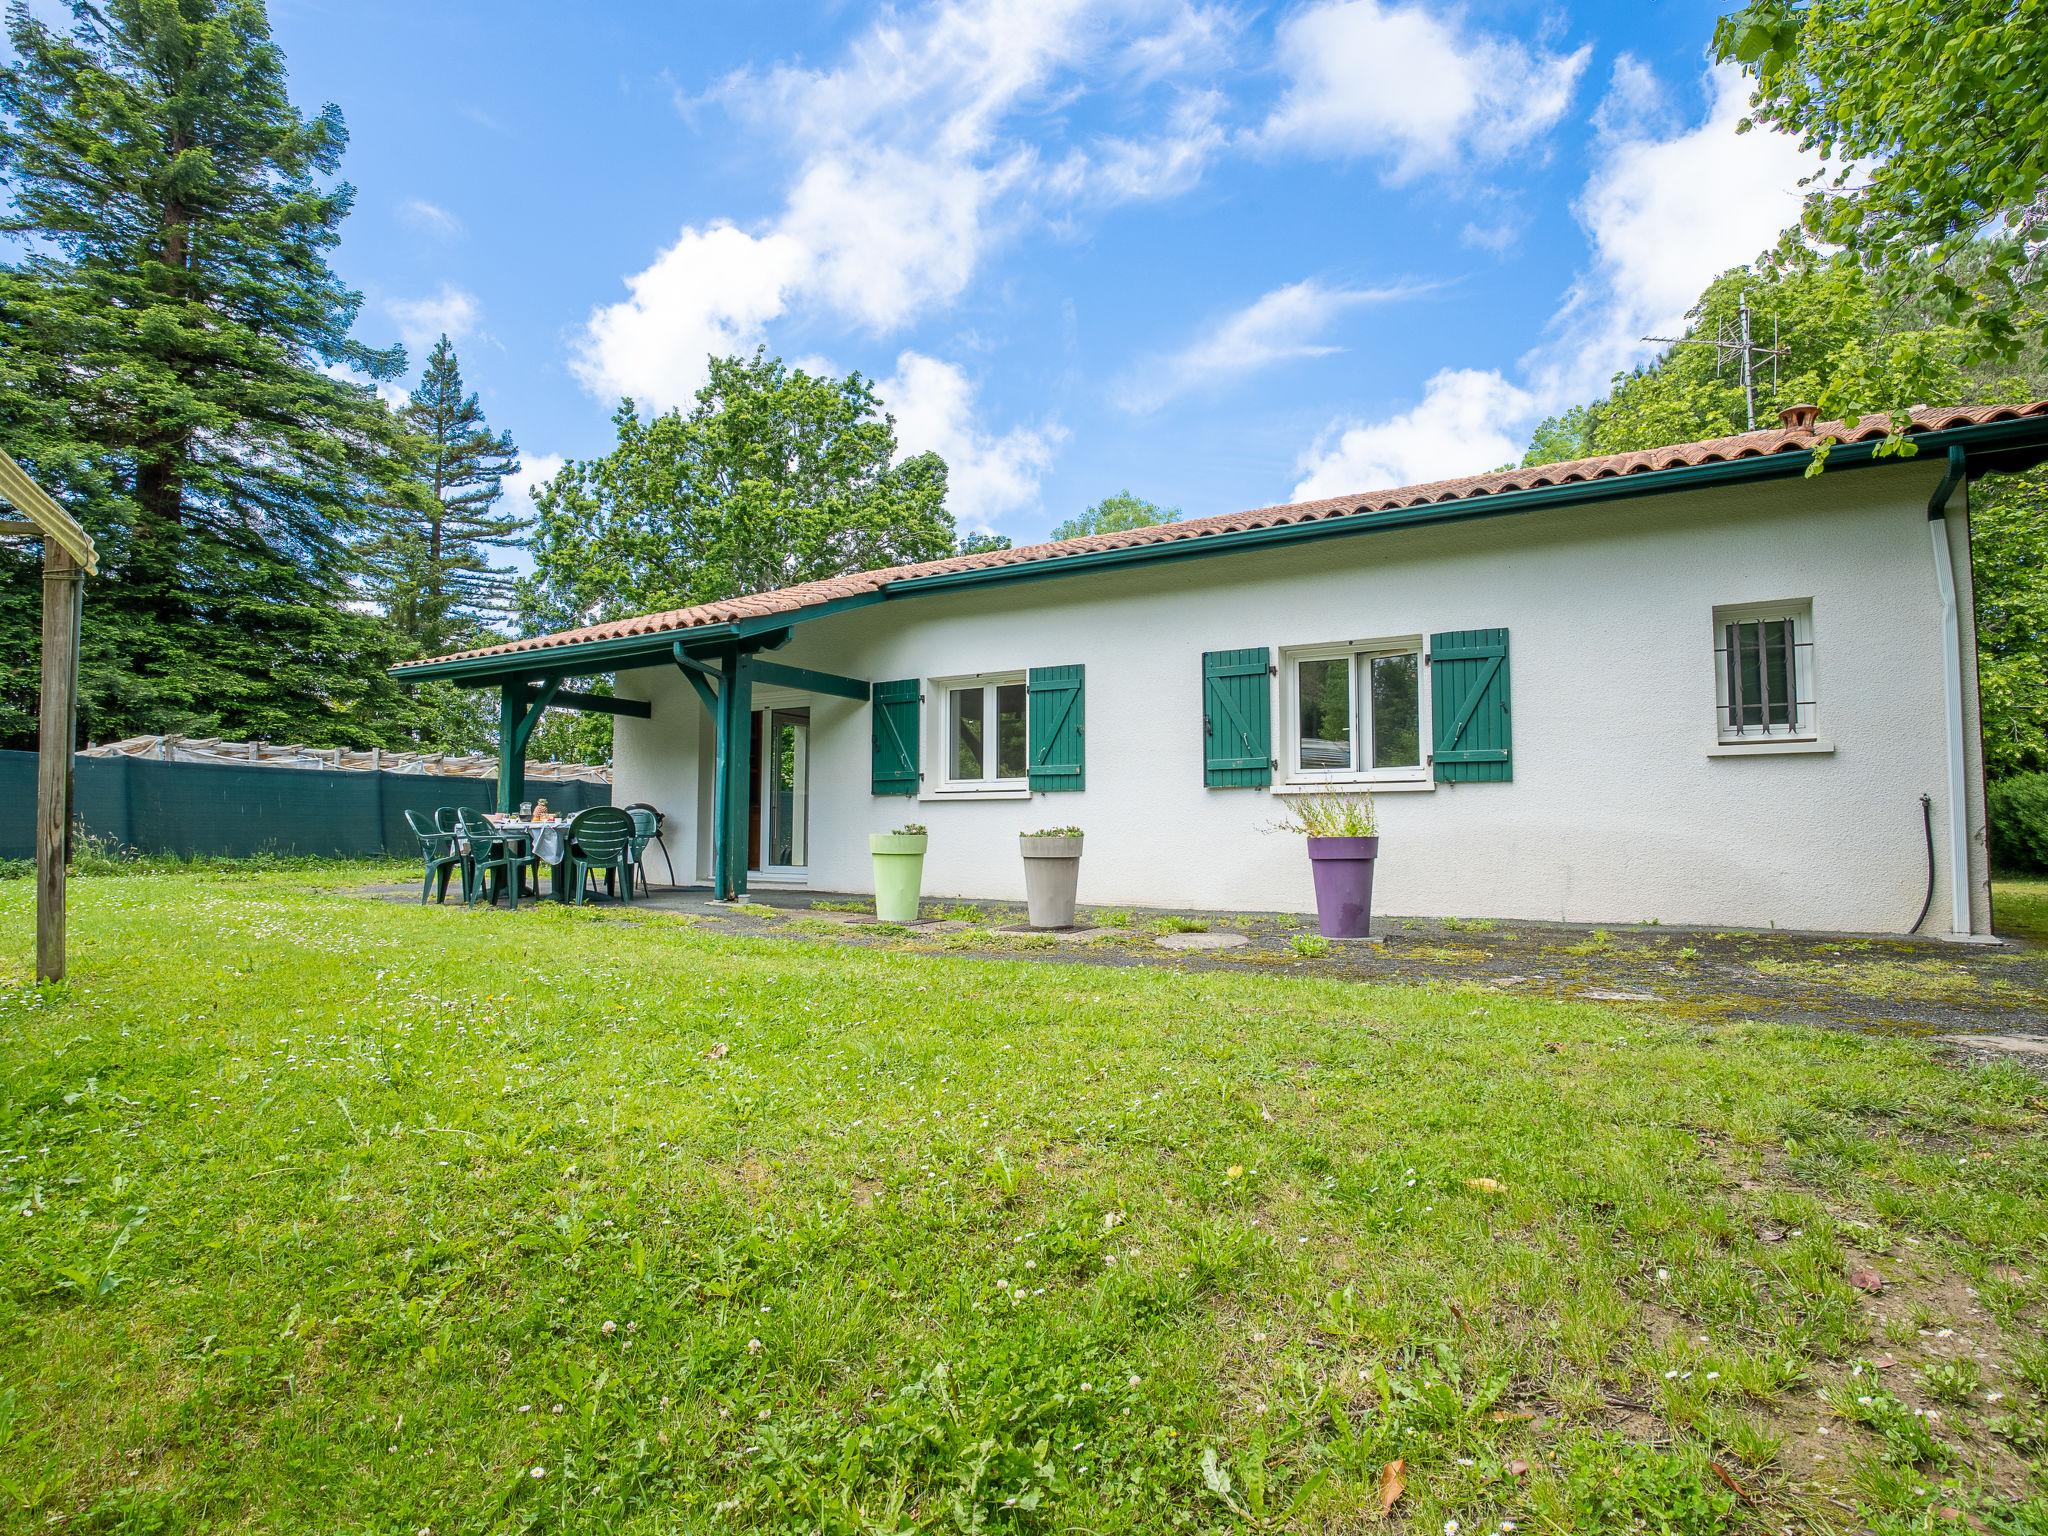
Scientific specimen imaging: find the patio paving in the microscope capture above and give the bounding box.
[356,876,2048,1049]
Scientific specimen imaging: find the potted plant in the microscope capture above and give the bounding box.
[1277,793,1379,939]
[1019,826,1084,929]
[870,823,929,923]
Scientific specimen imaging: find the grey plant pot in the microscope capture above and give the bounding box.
[1019,834,1084,929]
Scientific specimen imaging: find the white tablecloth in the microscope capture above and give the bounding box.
[462,818,567,865]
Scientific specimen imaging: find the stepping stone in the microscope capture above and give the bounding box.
[1938,1033,2048,1058]
[1046,926,1118,943]
[1155,930,1248,951]
[1580,988,1659,1002]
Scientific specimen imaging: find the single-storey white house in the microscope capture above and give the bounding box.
[395,402,2048,939]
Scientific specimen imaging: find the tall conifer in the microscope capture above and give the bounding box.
[0,0,420,746]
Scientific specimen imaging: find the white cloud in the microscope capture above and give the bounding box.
[1287,60,1822,502]
[571,222,809,409]
[880,350,1065,531]
[1258,0,1589,181]
[576,0,1241,410]
[397,198,463,239]
[1290,368,1533,502]
[1117,278,1421,413]
[386,284,480,351]
[1047,89,1228,204]
[1529,61,1820,408]
[505,452,565,512]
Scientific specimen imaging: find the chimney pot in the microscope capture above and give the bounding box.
[1778,402,1820,431]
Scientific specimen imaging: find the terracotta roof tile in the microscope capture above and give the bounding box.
[403,402,2048,670]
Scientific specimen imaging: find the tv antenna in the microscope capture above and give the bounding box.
[1643,291,1790,431]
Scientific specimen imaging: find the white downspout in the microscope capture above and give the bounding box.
[1927,446,1973,938]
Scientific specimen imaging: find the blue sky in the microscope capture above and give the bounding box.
[19,1,1821,544]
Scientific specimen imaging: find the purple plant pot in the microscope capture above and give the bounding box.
[1306,835,1379,938]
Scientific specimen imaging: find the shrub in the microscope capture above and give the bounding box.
[1989,773,2048,872]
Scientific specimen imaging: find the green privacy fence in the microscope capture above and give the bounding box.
[0,750,610,861]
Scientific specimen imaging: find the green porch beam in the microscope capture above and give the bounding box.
[498,676,562,811]
[525,687,650,719]
[745,657,870,701]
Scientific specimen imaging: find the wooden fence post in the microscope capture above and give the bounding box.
[37,545,83,983]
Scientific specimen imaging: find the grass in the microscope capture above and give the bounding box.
[1994,876,2048,945]
[2,866,2046,1533]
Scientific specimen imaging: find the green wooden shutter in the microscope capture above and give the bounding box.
[1027,665,1084,792]
[871,679,921,796]
[1202,648,1272,787]
[1430,629,1511,782]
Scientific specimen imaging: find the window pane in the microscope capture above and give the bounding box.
[949,686,984,780]
[1764,619,1796,728]
[1370,652,1420,768]
[995,681,1028,779]
[1297,657,1353,771]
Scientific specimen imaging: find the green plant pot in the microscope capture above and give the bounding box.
[870,832,928,923]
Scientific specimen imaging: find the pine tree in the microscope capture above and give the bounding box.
[0,0,425,749]
[367,335,524,655]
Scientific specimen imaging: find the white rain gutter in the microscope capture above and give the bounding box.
[1926,446,1973,938]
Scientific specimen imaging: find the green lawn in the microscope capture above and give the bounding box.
[2,869,2045,1534]
[1994,876,2048,945]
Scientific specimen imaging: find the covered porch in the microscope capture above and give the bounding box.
[401,616,872,901]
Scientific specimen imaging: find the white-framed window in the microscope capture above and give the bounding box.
[1713,600,1815,741]
[939,673,1030,789]
[1280,638,1427,784]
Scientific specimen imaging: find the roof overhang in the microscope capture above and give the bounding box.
[392,411,2048,686]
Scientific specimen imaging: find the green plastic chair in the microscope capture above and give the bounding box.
[458,807,530,909]
[434,806,461,836]
[404,808,468,904]
[565,806,636,904]
[626,806,660,890]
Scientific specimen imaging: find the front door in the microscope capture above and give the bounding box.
[747,706,810,878]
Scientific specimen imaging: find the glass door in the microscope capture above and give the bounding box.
[758,707,809,875]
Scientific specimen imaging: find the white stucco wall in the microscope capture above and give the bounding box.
[612,463,1992,935]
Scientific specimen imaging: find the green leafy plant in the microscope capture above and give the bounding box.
[1024,826,1083,838]
[1270,793,1377,838]
[1289,934,1331,958]
[894,823,928,836]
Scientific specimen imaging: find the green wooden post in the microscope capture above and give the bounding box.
[498,677,562,812]
[720,652,753,899]
[498,681,524,813]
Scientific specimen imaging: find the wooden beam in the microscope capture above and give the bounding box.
[0,519,38,537]
[527,687,651,719]
[745,657,871,701]
[37,546,82,983]
[0,448,96,573]
[672,643,720,716]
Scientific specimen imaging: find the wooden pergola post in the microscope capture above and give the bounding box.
[37,547,83,981]
[1,447,97,984]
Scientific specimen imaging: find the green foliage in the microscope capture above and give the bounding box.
[519,351,956,632]
[957,530,1011,554]
[1713,0,2048,355]
[1551,1434,1735,1535]
[362,336,524,656]
[0,0,430,750]
[1988,773,2048,873]
[1288,933,1331,958]
[1272,792,1378,838]
[1974,470,2048,777]
[1049,490,1179,542]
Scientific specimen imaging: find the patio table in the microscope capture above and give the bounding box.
[459,816,571,900]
